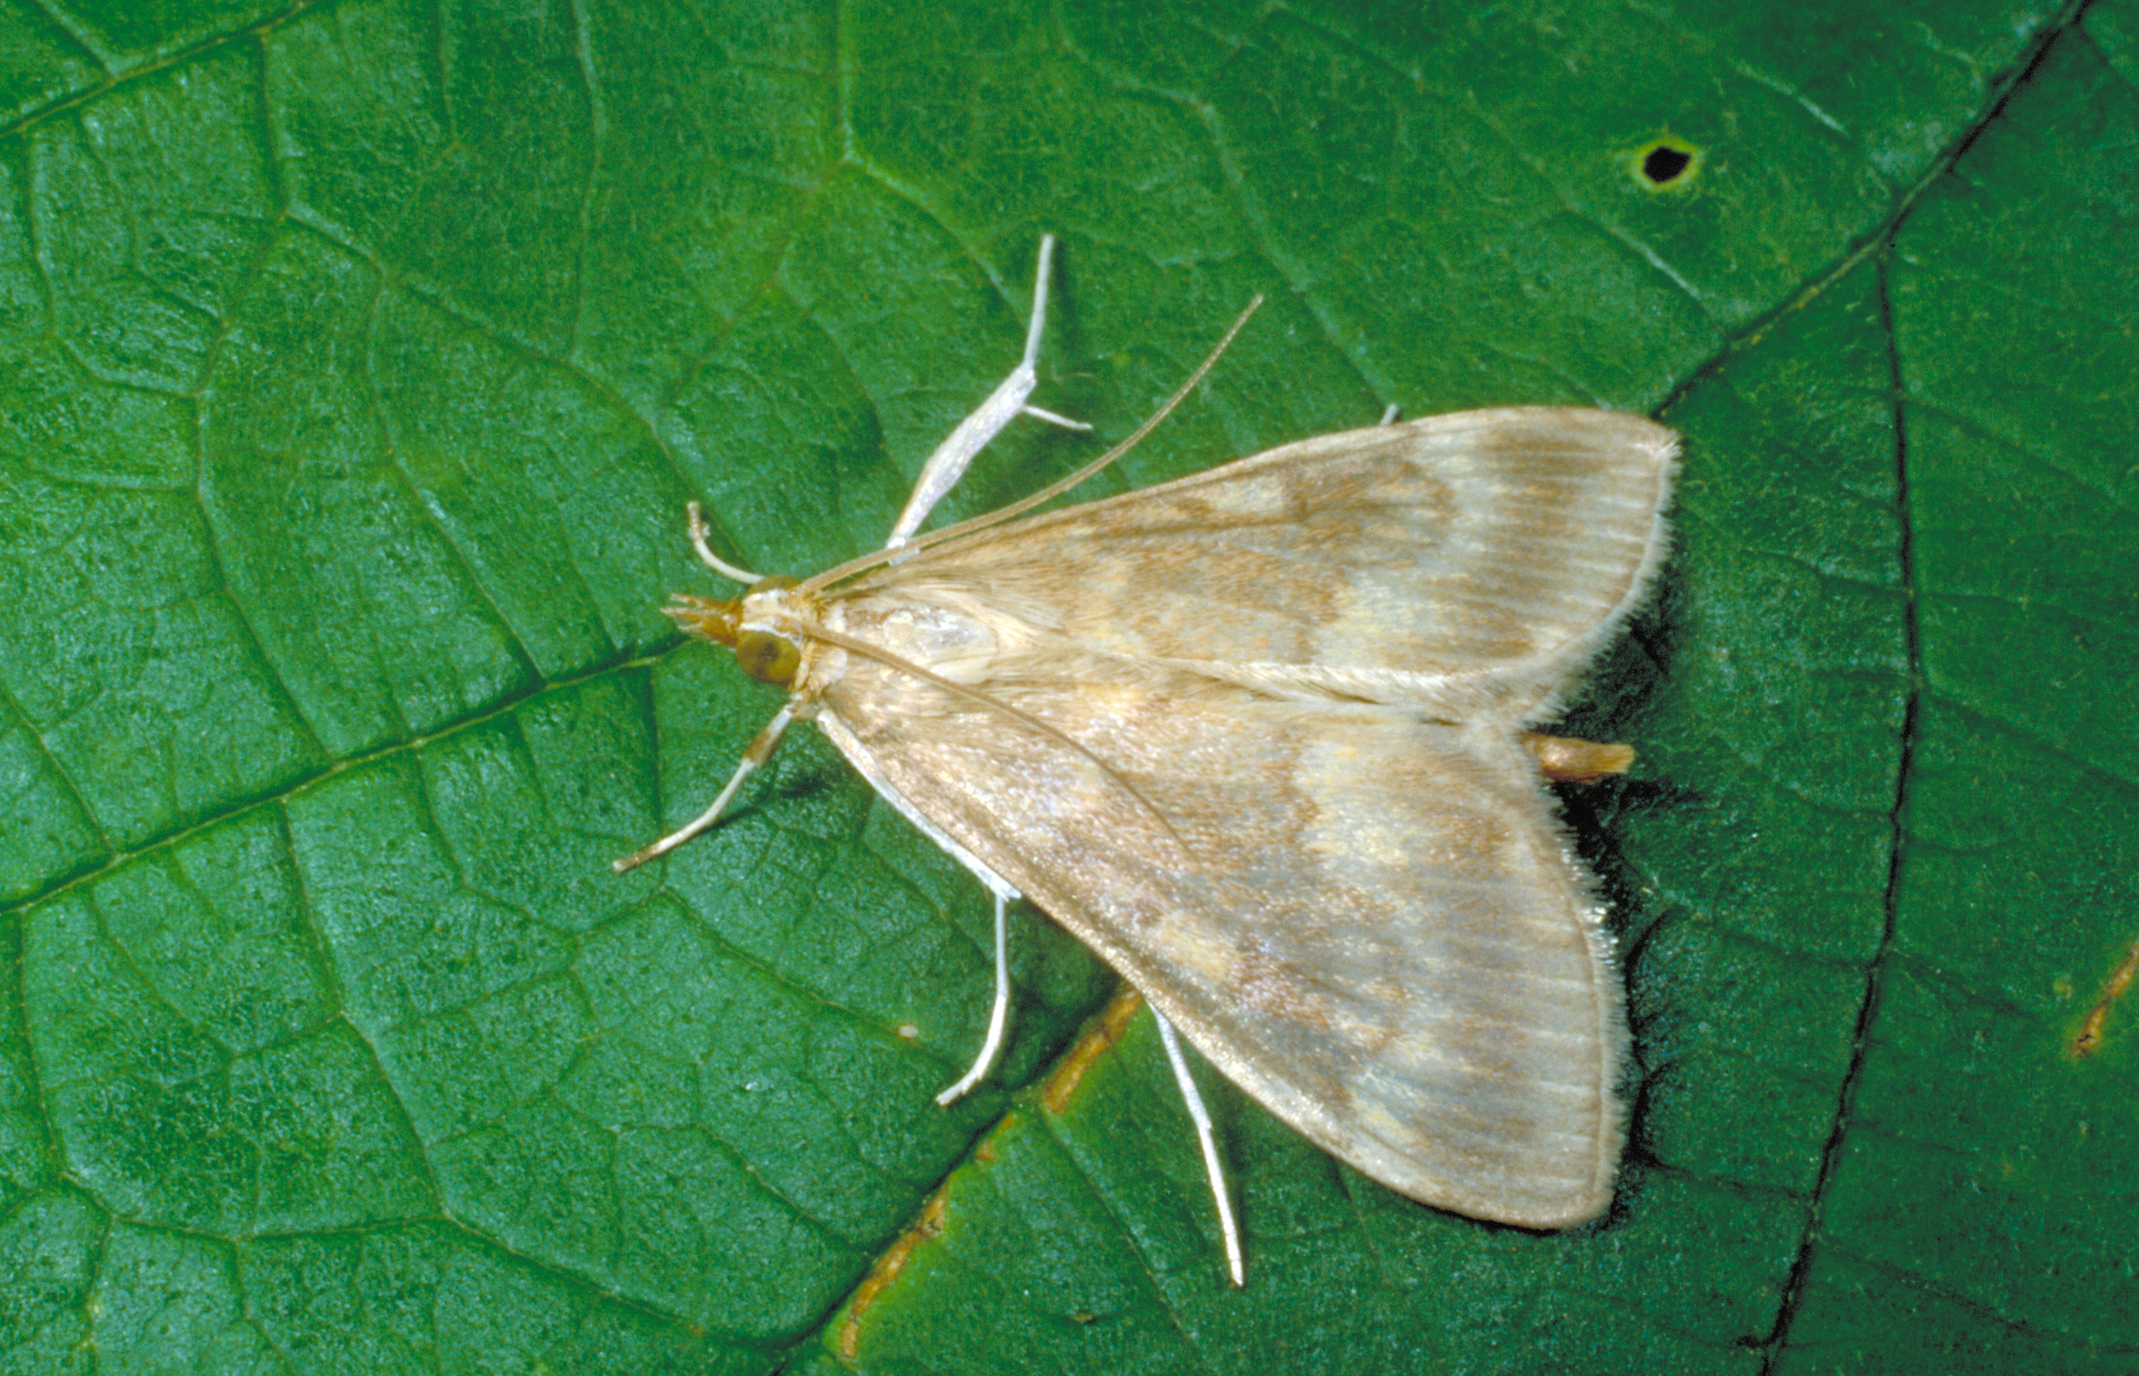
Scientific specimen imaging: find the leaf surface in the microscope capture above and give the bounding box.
[0,1,2131,1372]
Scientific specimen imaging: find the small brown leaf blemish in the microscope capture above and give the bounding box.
[1042,987,1145,1114]
[2072,938,2139,1058]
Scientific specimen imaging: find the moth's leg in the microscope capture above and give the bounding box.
[1156,1011,1246,1287]
[934,880,1018,1106]
[885,234,1092,548]
[684,500,760,584]
[612,701,803,872]
[1378,402,1402,425]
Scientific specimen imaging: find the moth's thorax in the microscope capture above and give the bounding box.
[823,592,1009,686]
[740,583,816,630]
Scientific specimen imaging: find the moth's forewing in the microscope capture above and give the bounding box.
[864,408,1677,721]
[797,408,1675,1225]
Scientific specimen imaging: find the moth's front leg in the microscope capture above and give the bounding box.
[612,698,817,873]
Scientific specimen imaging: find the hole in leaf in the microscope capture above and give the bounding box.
[1629,136,1701,191]
[1643,146,1692,184]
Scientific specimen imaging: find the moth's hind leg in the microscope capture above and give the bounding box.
[1157,1012,1245,1287]
[886,234,1092,548]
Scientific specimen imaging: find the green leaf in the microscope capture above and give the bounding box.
[1,1,2131,1372]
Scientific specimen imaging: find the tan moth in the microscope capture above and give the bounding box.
[617,237,1677,1284]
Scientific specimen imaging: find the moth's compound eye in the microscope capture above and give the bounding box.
[735,630,801,686]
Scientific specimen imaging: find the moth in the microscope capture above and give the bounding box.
[618,238,1677,1284]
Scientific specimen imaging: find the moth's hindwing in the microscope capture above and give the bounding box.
[819,673,1626,1224]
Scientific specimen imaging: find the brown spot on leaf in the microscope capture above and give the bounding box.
[2072,937,2139,1058]
[1042,986,1144,1114]
[838,1188,950,1359]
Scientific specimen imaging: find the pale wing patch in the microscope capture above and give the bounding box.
[858,408,1676,718]
[814,655,1623,1228]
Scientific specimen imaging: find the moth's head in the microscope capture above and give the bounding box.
[666,576,806,688]
[664,593,742,647]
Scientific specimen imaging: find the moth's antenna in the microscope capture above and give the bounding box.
[798,293,1266,596]
[799,622,1188,855]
